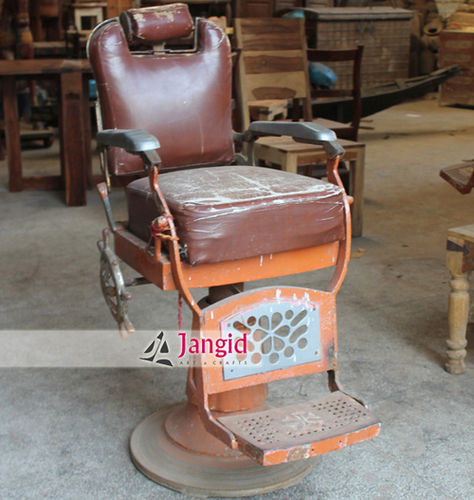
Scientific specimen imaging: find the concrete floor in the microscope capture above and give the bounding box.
[0,94,473,499]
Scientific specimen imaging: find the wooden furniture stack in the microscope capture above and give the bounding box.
[303,7,413,89]
[439,0,474,107]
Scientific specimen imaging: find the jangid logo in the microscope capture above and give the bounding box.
[178,332,248,358]
[140,331,250,366]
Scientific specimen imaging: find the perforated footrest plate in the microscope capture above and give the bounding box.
[217,391,380,466]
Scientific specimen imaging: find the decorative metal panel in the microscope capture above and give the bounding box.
[221,300,321,380]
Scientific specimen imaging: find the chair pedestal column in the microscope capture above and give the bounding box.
[130,285,318,497]
[208,384,268,412]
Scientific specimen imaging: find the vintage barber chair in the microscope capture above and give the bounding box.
[88,4,380,496]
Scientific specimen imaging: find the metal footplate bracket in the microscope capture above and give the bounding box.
[217,391,380,466]
[197,286,381,466]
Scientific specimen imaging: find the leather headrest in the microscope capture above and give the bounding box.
[119,4,193,45]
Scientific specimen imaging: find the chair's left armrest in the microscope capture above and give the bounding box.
[96,129,160,154]
[246,121,345,159]
[96,129,161,170]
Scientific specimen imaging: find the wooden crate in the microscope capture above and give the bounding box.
[304,7,413,89]
[439,30,474,107]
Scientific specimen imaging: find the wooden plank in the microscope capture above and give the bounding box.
[440,162,474,194]
[244,53,305,74]
[60,72,87,206]
[448,224,474,242]
[236,0,274,17]
[22,176,63,190]
[0,59,91,76]
[235,18,304,50]
[249,99,288,120]
[3,76,23,192]
[246,72,308,99]
[250,86,299,100]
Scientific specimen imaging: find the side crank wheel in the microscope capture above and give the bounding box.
[98,229,135,337]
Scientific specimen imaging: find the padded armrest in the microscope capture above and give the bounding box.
[248,121,345,159]
[96,129,160,154]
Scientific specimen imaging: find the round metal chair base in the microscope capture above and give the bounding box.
[130,403,319,498]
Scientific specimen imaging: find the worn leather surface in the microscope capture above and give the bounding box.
[120,4,193,45]
[126,166,346,265]
[88,16,234,175]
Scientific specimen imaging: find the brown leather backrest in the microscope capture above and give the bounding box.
[88,6,234,175]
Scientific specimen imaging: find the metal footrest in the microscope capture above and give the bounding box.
[217,391,380,466]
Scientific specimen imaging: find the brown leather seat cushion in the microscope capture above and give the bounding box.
[126,166,345,265]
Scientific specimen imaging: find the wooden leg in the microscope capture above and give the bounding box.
[446,238,470,374]
[60,72,87,206]
[348,145,365,238]
[446,271,470,374]
[281,152,298,174]
[3,76,23,192]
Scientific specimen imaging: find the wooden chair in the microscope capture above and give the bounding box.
[234,18,310,130]
[88,4,379,495]
[234,17,366,237]
[234,18,363,139]
[307,45,363,142]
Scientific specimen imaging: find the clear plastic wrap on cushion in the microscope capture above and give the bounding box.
[126,166,345,265]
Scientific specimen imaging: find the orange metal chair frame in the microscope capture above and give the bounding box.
[89,6,380,495]
[98,154,350,320]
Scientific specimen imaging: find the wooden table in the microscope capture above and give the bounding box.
[0,59,92,206]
